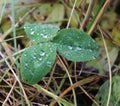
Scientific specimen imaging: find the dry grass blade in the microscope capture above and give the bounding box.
[99,26,112,106]
[0,52,30,106]
[81,0,95,30]
[50,75,100,106]
[2,80,17,106]
[88,0,111,35]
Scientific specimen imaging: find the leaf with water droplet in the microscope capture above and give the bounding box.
[24,23,59,44]
[52,28,99,61]
[20,42,57,85]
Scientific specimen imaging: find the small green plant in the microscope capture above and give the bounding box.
[20,23,99,85]
[92,76,120,106]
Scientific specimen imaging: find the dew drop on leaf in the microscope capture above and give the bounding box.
[38,58,42,61]
[47,61,52,67]
[30,28,33,31]
[33,56,36,59]
[25,63,28,66]
[68,46,73,50]
[24,53,27,57]
[52,28,99,61]
[30,31,35,35]
[40,52,45,56]
[20,42,57,85]
[33,51,37,55]
[24,23,59,44]
[32,39,35,42]
[89,49,92,52]
[40,33,44,36]
[50,48,53,52]
[76,47,82,51]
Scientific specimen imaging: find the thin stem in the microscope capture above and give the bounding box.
[80,0,95,30]
[66,0,78,28]
[86,0,105,33]
[0,48,26,63]
[99,26,112,106]
[0,1,6,24]
[2,80,17,106]
[11,0,17,52]
[0,36,23,43]
[56,62,74,94]
[57,56,76,106]
[88,0,111,35]
[34,84,74,106]
[80,86,100,106]
[0,52,30,106]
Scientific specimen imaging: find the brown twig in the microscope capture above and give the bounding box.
[50,75,99,106]
[81,0,96,30]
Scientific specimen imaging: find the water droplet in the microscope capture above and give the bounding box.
[68,46,73,50]
[40,52,45,56]
[30,28,33,31]
[33,56,36,59]
[31,31,34,35]
[33,52,37,55]
[47,61,52,67]
[24,53,27,57]
[89,49,92,52]
[43,35,48,38]
[39,58,42,61]
[40,33,44,36]
[50,48,53,52]
[76,47,82,51]
[24,26,26,29]
[32,39,35,42]
[25,63,28,66]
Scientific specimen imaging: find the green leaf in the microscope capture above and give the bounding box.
[24,23,59,44]
[92,76,120,106]
[20,42,57,85]
[52,28,99,62]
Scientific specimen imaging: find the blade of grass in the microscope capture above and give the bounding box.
[50,75,99,105]
[50,55,76,106]
[79,86,100,106]
[0,36,23,43]
[86,0,105,33]
[2,80,17,106]
[0,52,30,106]
[66,0,78,105]
[11,0,17,52]
[11,1,26,105]
[87,0,111,35]
[56,62,74,94]
[1,7,35,40]
[99,26,112,106]
[66,0,78,29]
[0,48,25,63]
[0,1,6,24]
[80,0,96,30]
[34,84,74,106]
